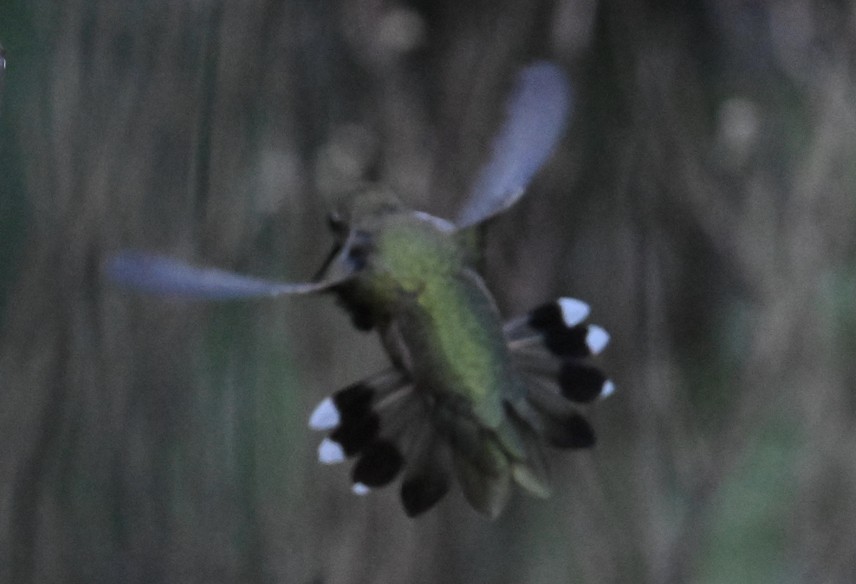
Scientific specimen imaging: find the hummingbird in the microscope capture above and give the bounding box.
[107,62,614,518]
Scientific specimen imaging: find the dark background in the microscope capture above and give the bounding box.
[1,1,855,583]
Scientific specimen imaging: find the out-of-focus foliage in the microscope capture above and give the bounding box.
[1,1,856,583]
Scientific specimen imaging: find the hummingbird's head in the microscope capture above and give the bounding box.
[314,185,406,283]
[318,183,458,291]
[326,185,405,244]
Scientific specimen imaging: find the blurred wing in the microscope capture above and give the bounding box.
[105,250,341,300]
[455,62,572,229]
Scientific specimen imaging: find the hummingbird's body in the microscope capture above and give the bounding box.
[107,62,614,518]
[333,198,523,428]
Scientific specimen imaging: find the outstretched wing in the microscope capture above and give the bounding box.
[455,62,572,229]
[105,250,341,299]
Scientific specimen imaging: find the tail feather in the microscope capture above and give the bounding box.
[400,422,452,517]
[351,441,405,488]
[504,405,552,498]
[512,389,596,450]
[505,296,609,358]
[451,441,511,519]
[309,369,410,463]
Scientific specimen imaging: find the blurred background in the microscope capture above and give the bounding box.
[1,1,856,582]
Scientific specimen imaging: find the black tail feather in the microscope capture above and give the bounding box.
[400,424,452,517]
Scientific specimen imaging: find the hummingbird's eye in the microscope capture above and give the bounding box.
[346,231,372,270]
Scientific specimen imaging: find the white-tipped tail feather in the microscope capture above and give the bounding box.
[601,380,616,399]
[318,437,346,464]
[586,325,610,355]
[309,397,340,430]
[352,483,371,495]
[557,297,590,327]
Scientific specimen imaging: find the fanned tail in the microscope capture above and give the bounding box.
[307,297,613,518]
[308,372,515,517]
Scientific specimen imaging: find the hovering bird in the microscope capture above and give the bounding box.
[107,62,613,518]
